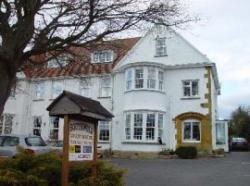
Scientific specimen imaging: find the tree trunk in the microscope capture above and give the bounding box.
[0,62,15,116]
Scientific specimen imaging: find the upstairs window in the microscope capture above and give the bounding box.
[135,69,144,89]
[47,54,71,68]
[34,82,45,99]
[100,76,111,97]
[155,37,167,56]
[52,81,63,99]
[80,77,91,97]
[91,50,114,63]
[125,67,164,91]
[182,80,199,97]
[126,69,133,90]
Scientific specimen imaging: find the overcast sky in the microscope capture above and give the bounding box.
[179,0,250,119]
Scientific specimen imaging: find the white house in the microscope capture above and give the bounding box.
[2,25,228,153]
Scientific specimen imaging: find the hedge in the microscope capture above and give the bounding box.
[175,146,197,159]
[0,151,125,186]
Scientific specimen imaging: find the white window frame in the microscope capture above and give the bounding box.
[182,119,201,143]
[49,116,59,140]
[80,77,91,97]
[182,80,199,97]
[147,68,156,89]
[34,81,45,100]
[158,113,164,140]
[33,116,42,136]
[126,69,133,91]
[146,113,156,140]
[99,76,112,97]
[51,81,64,99]
[98,121,110,142]
[91,50,114,63]
[124,111,164,142]
[0,114,14,134]
[125,67,164,92]
[47,54,71,68]
[135,68,144,89]
[155,37,167,56]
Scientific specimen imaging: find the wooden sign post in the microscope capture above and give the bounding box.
[47,91,113,186]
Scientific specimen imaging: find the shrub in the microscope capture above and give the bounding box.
[0,151,125,186]
[175,146,197,159]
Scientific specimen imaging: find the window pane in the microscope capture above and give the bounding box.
[25,137,46,146]
[135,69,143,88]
[126,70,133,90]
[184,87,191,96]
[4,114,14,134]
[155,38,166,56]
[184,123,191,140]
[52,81,63,98]
[147,69,156,89]
[192,81,199,96]
[125,114,131,140]
[99,121,110,141]
[158,113,163,139]
[216,123,225,144]
[35,82,45,99]
[192,123,200,140]
[100,76,111,97]
[134,113,143,140]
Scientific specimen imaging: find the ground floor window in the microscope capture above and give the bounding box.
[125,111,164,142]
[98,121,110,142]
[0,114,14,134]
[216,122,226,145]
[50,116,59,140]
[33,116,42,136]
[183,120,200,142]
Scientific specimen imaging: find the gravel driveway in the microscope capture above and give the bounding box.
[112,152,250,186]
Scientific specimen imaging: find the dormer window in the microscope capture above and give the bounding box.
[91,50,114,63]
[155,37,167,57]
[47,54,71,68]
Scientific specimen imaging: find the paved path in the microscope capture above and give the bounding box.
[112,152,250,186]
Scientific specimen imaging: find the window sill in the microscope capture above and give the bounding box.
[33,99,45,102]
[181,97,200,100]
[98,96,111,99]
[154,54,168,57]
[182,140,201,144]
[98,141,110,144]
[122,141,165,145]
[125,89,165,94]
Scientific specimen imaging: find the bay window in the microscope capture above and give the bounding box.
[183,120,200,142]
[125,67,164,91]
[125,112,164,142]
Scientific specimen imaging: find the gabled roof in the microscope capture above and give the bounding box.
[47,90,113,120]
[24,37,140,79]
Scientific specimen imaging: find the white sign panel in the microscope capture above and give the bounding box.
[69,120,94,161]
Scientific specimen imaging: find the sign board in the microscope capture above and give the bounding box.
[69,120,94,161]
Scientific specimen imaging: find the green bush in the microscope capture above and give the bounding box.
[175,146,197,159]
[0,151,125,186]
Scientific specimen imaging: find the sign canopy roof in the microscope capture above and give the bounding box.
[47,90,113,121]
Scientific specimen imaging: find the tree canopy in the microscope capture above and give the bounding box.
[0,0,195,114]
